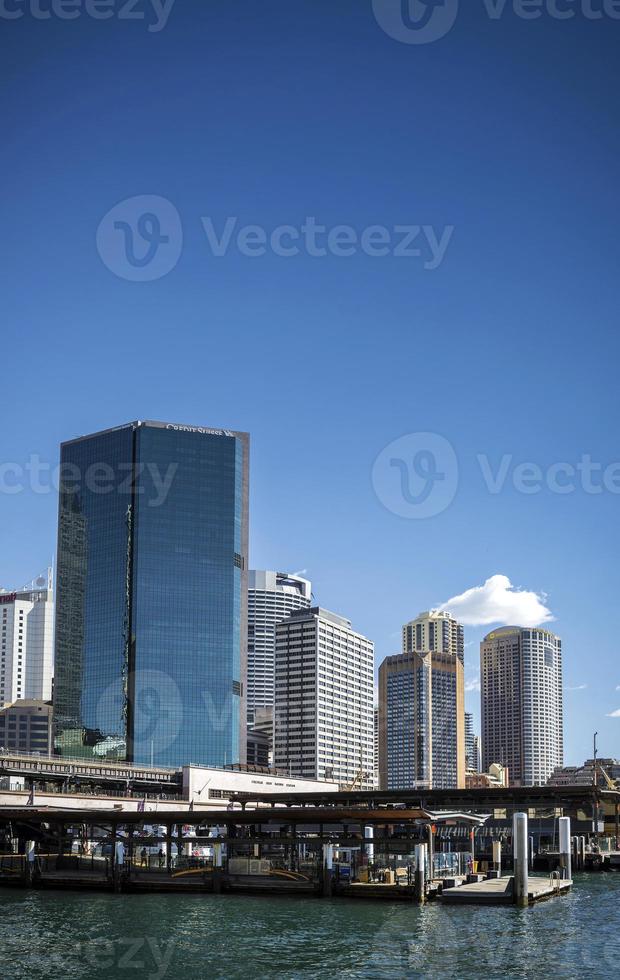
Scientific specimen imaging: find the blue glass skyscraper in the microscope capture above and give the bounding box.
[53,420,249,767]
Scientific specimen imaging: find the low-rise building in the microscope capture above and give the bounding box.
[0,699,52,755]
[246,728,270,768]
[466,763,509,789]
[547,758,619,788]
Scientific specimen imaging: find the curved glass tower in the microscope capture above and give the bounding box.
[53,420,249,768]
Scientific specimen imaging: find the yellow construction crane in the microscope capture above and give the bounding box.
[599,765,618,790]
[344,767,367,791]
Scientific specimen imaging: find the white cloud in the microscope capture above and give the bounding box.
[440,574,554,628]
[465,677,481,693]
[616,685,620,692]
[607,709,620,718]
[567,684,588,691]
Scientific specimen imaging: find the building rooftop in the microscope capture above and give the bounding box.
[0,700,52,711]
[281,606,353,630]
[61,419,249,447]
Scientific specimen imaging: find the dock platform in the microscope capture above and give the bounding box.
[335,882,417,901]
[439,874,572,906]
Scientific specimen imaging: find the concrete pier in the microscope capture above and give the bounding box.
[492,840,502,876]
[439,874,572,906]
[414,842,427,903]
[514,812,529,907]
[558,817,572,880]
[0,795,608,906]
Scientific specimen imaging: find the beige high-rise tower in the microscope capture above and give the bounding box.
[402,609,464,663]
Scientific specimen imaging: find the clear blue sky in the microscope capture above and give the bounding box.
[2,2,619,764]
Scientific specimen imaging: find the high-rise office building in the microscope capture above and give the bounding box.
[378,649,465,790]
[274,607,374,787]
[379,609,465,790]
[465,711,474,767]
[373,705,379,789]
[465,711,481,772]
[247,571,311,730]
[0,573,54,705]
[53,420,249,768]
[430,650,465,788]
[480,626,563,786]
[402,609,464,664]
[472,735,482,774]
[379,651,432,790]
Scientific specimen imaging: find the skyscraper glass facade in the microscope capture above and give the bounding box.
[53,421,249,768]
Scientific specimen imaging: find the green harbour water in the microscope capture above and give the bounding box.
[1,875,619,979]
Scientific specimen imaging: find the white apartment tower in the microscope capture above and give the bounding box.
[481,626,563,787]
[247,571,311,728]
[0,573,54,705]
[274,607,374,788]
